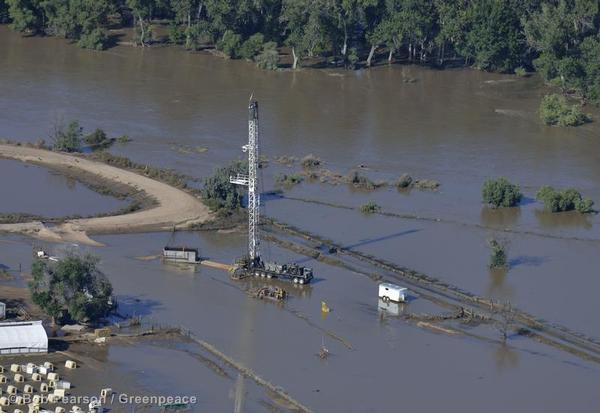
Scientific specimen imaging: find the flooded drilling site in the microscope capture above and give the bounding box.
[1,23,600,413]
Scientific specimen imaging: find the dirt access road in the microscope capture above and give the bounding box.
[0,144,212,245]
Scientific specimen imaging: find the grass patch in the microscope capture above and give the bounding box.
[86,151,189,189]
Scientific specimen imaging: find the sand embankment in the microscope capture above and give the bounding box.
[0,145,212,245]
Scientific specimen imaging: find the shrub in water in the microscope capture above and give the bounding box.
[536,186,595,213]
[540,94,591,127]
[482,178,522,207]
[488,239,507,269]
[360,201,381,214]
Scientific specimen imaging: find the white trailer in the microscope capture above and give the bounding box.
[378,283,407,303]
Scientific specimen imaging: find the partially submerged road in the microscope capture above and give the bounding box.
[0,144,212,245]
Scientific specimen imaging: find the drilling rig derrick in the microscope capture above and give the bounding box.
[230,99,313,285]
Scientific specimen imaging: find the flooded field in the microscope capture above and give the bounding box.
[1,24,600,412]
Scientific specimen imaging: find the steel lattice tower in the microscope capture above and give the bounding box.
[230,100,260,261]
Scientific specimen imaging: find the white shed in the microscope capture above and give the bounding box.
[0,321,48,354]
[162,246,199,263]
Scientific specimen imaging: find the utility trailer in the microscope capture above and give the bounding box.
[233,256,313,284]
[378,283,407,303]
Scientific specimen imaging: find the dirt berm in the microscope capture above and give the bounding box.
[0,144,212,245]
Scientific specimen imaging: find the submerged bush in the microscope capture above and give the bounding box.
[117,135,132,144]
[275,173,303,187]
[540,94,591,127]
[348,171,379,190]
[535,186,595,213]
[360,201,381,214]
[346,48,359,69]
[514,66,527,77]
[77,29,108,51]
[301,154,321,169]
[488,239,508,269]
[482,178,522,208]
[84,128,113,149]
[396,173,413,189]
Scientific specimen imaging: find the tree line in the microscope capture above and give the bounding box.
[1,0,600,103]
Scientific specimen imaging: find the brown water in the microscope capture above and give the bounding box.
[0,159,128,217]
[1,25,600,412]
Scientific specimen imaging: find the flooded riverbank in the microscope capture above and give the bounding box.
[1,24,600,412]
[2,232,599,412]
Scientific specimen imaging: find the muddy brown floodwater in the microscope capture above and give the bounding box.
[0,159,128,217]
[1,25,600,412]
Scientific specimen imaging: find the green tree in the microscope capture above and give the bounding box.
[281,0,329,69]
[363,0,386,66]
[185,20,213,49]
[127,0,157,46]
[462,0,526,72]
[52,120,83,152]
[255,41,279,69]
[30,253,113,324]
[216,29,242,57]
[7,0,44,33]
[0,0,10,23]
[482,177,522,208]
[40,0,114,49]
[78,27,109,50]
[524,0,600,101]
[579,35,600,103]
[170,0,199,46]
[434,0,469,65]
[239,32,265,60]
[201,160,247,215]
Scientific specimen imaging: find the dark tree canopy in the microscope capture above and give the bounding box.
[30,253,114,324]
[1,0,599,102]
